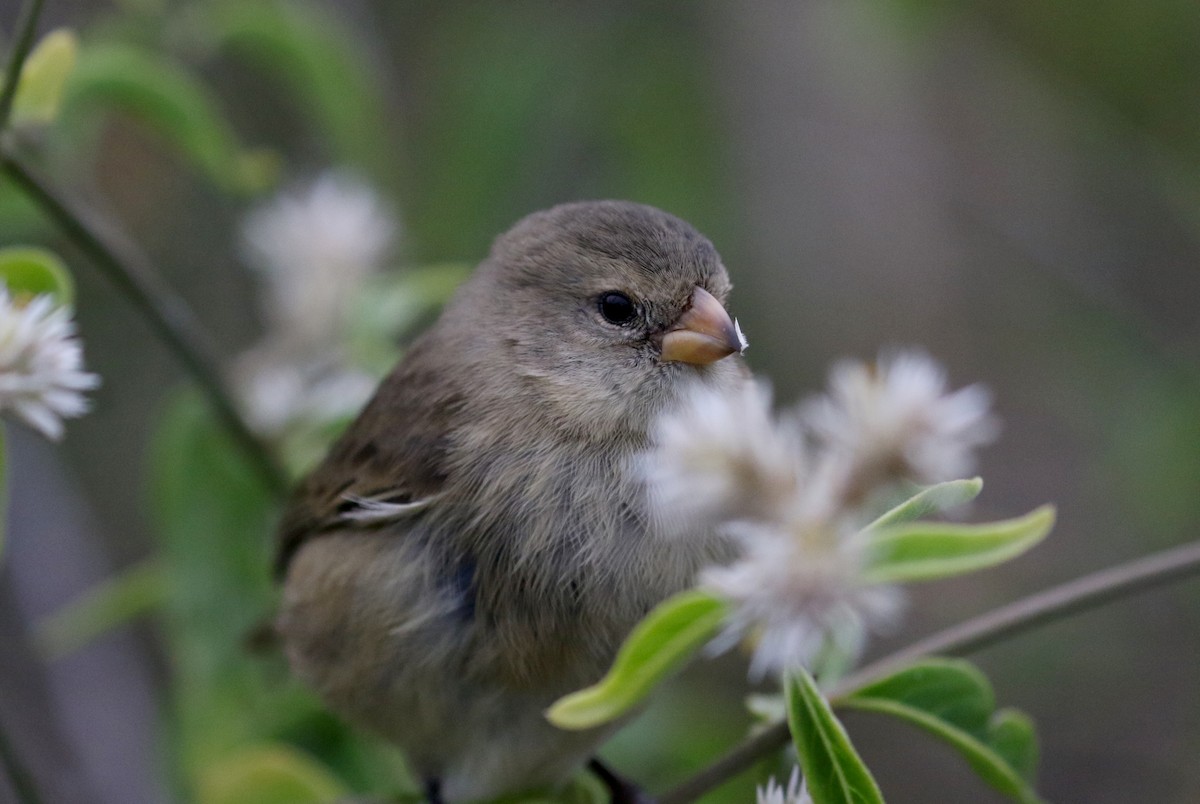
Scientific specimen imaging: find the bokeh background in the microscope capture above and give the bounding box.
[3,1,1200,803]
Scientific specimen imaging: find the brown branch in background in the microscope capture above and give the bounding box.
[0,146,289,496]
[659,537,1200,804]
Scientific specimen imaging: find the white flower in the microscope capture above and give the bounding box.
[0,289,100,441]
[643,381,805,535]
[242,172,395,351]
[805,349,998,491]
[704,519,902,679]
[641,348,994,679]
[757,766,811,804]
[233,350,375,437]
[237,172,396,436]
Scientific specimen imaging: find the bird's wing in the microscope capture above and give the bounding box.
[274,346,462,578]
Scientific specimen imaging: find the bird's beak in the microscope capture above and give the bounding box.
[659,286,748,365]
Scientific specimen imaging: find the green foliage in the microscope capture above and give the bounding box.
[61,43,278,193]
[0,184,46,241]
[204,0,397,181]
[841,659,1042,803]
[150,390,409,798]
[195,743,347,804]
[8,28,79,127]
[0,246,75,305]
[865,478,983,530]
[151,389,281,768]
[406,5,726,260]
[786,667,884,804]
[552,485,1054,747]
[347,263,473,375]
[546,590,729,730]
[36,559,166,659]
[862,505,1055,584]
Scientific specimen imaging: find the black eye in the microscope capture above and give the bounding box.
[598,291,637,325]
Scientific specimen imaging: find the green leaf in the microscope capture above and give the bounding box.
[206,0,396,179]
[841,659,1042,803]
[36,559,167,660]
[62,44,277,194]
[10,29,79,126]
[989,709,1039,783]
[546,590,728,730]
[0,246,75,306]
[786,667,884,804]
[150,391,279,767]
[196,743,347,804]
[862,505,1055,584]
[150,391,405,794]
[865,478,984,530]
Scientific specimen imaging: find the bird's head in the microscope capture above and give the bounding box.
[442,200,748,440]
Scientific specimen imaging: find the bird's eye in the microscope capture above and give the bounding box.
[598,291,637,325]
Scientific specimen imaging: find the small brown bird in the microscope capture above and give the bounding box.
[275,200,747,802]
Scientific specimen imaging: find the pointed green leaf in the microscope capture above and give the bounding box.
[865,478,984,531]
[36,559,167,660]
[546,590,728,730]
[989,709,1039,783]
[62,44,277,193]
[862,505,1055,584]
[786,667,884,804]
[10,29,79,126]
[841,659,1042,803]
[0,246,74,306]
[196,743,347,804]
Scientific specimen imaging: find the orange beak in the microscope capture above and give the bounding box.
[659,286,747,365]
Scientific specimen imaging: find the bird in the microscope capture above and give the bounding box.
[274,200,748,803]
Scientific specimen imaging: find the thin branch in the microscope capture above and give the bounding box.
[0,144,288,497]
[658,537,1200,804]
[0,0,45,130]
[0,713,44,804]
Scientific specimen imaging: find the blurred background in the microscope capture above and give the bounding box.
[3,1,1200,802]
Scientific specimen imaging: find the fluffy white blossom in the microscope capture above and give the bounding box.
[0,289,99,441]
[644,382,805,534]
[242,172,395,351]
[645,348,995,677]
[233,353,376,436]
[757,767,811,804]
[237,172,396,436]
[704,520,902,679]
[805,350,998,492]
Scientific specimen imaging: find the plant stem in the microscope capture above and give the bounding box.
[0,0,45,130]
[0,144,288,497]
[659,537,1200,804]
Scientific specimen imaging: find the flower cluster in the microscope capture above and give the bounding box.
[236,172,395,437]
[241,171,395,351]
[645,350,997,678]
[0,288,99,441]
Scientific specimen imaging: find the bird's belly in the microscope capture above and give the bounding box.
[278,514,727,799]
